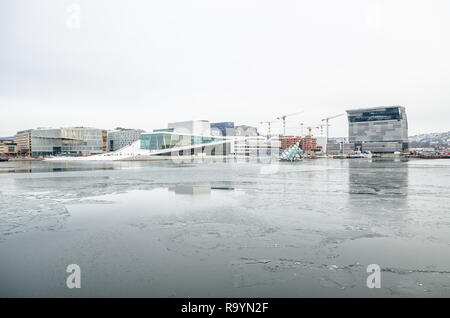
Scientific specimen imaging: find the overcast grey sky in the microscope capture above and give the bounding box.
[1,0,449,137]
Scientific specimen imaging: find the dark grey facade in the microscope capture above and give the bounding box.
[346,106,409,153]
[210,122,235,136]
[234,125,258,137]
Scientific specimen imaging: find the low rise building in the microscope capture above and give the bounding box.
[279,136,302,150]
[231,136,280,157]
[107,128,144,152]
[140,131,231,157]
[29,127,103,157]
[300,135,322,153]
[326,141,355,155]
[412,148,436,156]
[279,135,323,153]
[0,138,18,157]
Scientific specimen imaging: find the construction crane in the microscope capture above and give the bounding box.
[304,125,320,136]
[259,121,274,138]
[317,123,325,137]
[321,113,345,152]
[277,111,304,136]
[301,126,320,154]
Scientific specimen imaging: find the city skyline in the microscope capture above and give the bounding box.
[1,1,449,137]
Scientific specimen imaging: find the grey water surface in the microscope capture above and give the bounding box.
[0,159,449,297]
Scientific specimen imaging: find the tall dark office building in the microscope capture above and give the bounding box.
[346,106,409,153]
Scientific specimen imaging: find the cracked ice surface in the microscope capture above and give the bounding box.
[0,159,450,297]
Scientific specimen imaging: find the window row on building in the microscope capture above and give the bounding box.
[346,106,409,153]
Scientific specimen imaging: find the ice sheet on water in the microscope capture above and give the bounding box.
[0,193,69,239]
[1,159,450,296]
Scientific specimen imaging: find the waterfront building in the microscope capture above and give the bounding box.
[140,131,230,157]
[168,120,211,136]
[279,135,323,153]
[300,135,322,153]
[231,136,280,157]
[0,139,18,157]
[107,128,144,152]
[45,121,276,161]
[346,106,409,153]
[64,133,280,161]
[279,136,302,150]
[30,127,104,157]
[51,120,229,161]
[153,128,175,133]
[14,129,32,156]
[326,141,355,155]
[234,125,258,137]
[210,122,235,136]
[102,130,107,152]
[211,122,259,137]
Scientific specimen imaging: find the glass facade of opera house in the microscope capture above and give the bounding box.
[140,133,230,155]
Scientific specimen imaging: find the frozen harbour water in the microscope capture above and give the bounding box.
[0,158,449,297]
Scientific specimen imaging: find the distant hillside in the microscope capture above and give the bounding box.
[409,131,450,148]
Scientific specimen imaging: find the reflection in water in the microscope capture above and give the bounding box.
[0,161,116,174]
[348,160,409,197]
[346,159,409,226]
[168,184,212,195]
[0,166,114,174]
[0,168,32,174]
[167,184,235,195]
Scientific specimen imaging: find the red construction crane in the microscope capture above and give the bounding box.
[277,111,304,136]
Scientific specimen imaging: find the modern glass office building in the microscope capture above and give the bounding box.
[346,106,409,153]
[140,132,230,156]
[30,127,104,156]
